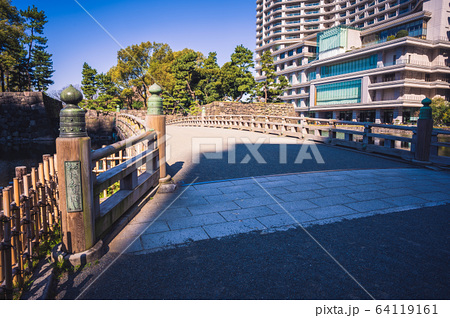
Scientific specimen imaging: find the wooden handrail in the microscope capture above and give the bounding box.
[91,131,156,163]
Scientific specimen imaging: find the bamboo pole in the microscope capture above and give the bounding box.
[2,188,13,300]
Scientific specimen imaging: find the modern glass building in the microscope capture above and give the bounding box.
[255,0,450,123]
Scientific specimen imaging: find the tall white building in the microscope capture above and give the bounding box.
[256,0,450,123]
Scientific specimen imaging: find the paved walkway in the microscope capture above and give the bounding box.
[53,126,450,299]
[108,167,450,256]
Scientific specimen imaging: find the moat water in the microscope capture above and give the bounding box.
[0,143,56,188]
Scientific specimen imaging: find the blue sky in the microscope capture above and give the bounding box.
[14,0,255,92]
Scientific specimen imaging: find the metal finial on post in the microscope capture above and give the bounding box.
[147,83,163,115]
[59,85,87,138]
[419,98,432,120]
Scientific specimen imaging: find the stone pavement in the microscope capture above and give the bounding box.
[107,167,450,256]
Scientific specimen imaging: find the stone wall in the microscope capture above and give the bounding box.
[120,109,147,120]
[0,92,62,144]
[202,101,296,117]
[85,110,116,139]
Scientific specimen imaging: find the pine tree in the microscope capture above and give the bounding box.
[32,44,54,91]
[0,0,24,91]
[81,62,98,100]
[20,5,48,91]
[197,52,223,104]
[255,50,289,102]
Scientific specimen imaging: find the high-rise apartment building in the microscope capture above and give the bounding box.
[255,0,450,123]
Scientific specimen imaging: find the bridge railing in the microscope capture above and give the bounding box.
[0,155,60,299]
[52,84,170,262]
[91,129,160,239]
[168,107,450,166]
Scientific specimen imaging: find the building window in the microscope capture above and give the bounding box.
[316,79,362,105]
[320,55,378,78]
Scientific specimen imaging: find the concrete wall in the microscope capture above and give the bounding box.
[0,92,62,144]
[203,101,297,117]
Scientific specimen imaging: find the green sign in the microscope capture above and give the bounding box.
[65,161,83,213]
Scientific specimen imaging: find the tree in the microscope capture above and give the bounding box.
[220,62,242,101]
[110,41,154,102]
[430,97,450,126]
[197,52,223,104]
[0,0,24,91]
[31,44,53,91]
[255,50,289,102]
[395,29,409,39]
[170,49,203,113]
[20,5,49,90]
[81,62,97,100]
[96,72,118,97]
[223,45,256,101]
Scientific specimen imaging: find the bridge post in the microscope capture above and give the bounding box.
[201,106,206,127]
[55,85,95,254]
[146,83,176,192]
[414,98,433,163]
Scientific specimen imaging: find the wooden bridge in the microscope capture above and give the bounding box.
[1,86,449,299]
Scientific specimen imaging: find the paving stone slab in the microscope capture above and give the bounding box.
[203,218,266,238]
[167,213,227,230]
[257,180,297,188]
[381,195,428,207]
[309,195,357,207]
[245,187,291,197]
[181,188,223,197]
[218,184,257,194]
[169,196,210,208]
[204,192,252,204]
[283,183,324,192]
[220,206,276,221]
[303,205,357,220]
[379,187,419,196]
[257,214,297,228]
[414,192,450,202]
[275,191,323,202]
[193,181,234,190]
[349,178,385,185]
[188,201,241,215]
[140,227,209,250]
[267,200,319,213]
[234,196,280,208]
[345,199,395,213]
[346,191,388,201]
[156,207,192,221]
[313,186,357,196]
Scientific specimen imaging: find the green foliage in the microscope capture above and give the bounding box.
[197,52,223,104]
[387,35,396,41]
[19,5,53,91]
[430,97,450,126]
[80,95,122,112]
[0,0,25,92]
[131,100,144,109]
[81,62,97,99]
[227,45,255,101]
[0,2,53,92]
[395,29,409,38]
[109,41,154,102]
[31,45,53,91]
[254,50,289,102]
[169,49,203,113]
